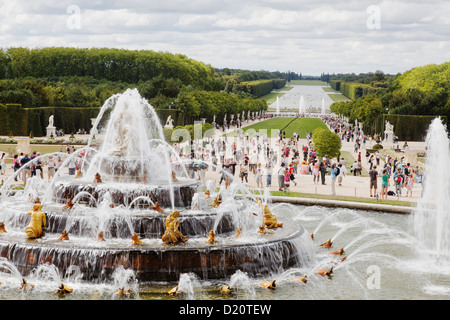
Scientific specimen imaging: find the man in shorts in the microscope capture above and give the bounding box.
[369,165,378,197]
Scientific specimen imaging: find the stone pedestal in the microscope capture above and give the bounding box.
[46,126,56,138]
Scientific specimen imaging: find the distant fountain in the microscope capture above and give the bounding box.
[276,96,280,115]
[299,96,305,114]
[321,97,325,115]
[412,117,450,263]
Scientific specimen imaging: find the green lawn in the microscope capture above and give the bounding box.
[276,86,294,91]
[0,143,81,163]
[340,150,368,177]
[227,117,329,138]
[258,92,285,104]
[328,93,351,102]
[288,80,328,86]
[322,87,339,92]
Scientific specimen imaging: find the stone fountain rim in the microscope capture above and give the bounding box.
[0,218,304,253]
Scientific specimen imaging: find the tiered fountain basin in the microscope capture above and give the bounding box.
[0,199,306,281]
[52,178,199,208]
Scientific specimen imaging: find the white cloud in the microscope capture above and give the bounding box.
[0,0,448,75]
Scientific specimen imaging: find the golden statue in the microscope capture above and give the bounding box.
[205,230,216,244]
[235,227,242,238]
[0,222,6,233]
[257,225,268,234]
[260,280,276,290]
[151,202,164,213]
[290,275,307,284]
[26,203,47,240]
[131,232,144,245]
[328,247,344,255]
[172,171,178,182]
[168,285,186,297]
[97,231,106,242]
[94,172,102,183]
[116,288,131,296]
[262,205,283,229]
[57,229,69,241]
[220,285,234,295]
[75,170,83,178]
[19,278,34,292]
[315,267,333,277]
[161,210,188,245]
[319,238,333,248]
[208,194,222,208]
[204,189,210,199]
[62,198,74,209]
[55,283,73,294]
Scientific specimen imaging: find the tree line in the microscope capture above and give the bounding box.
[0,47,271,128]
[329,63,450,139]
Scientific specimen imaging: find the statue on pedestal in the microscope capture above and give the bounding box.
[161,210,188,244]
[164,115,174,129]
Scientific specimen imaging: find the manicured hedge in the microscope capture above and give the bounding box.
[330,81,385,100]
[236,79,286,98]
[0,104,194,137]
[373,114,448,141]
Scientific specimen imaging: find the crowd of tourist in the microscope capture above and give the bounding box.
[173,114,422,200]
[8,145,81,184]
[2,114,422,201]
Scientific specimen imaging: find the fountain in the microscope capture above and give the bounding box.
[0,89,312,284]
[299,96,305,114]
[412,117,450,263]
[321,97,326,115]
[276,96,280,115]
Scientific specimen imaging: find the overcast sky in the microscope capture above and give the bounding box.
[0,0,449,76]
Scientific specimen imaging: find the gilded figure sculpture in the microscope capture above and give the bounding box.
[57,229,69,241]
[205,230,216,244]
[260,280,276,290]
[94,172,102,183]
[26,203,47,240]
[262,205,283,229]
[161,210,188,245]
[131,232,144,245]
[208,194,222,208]
[55,283,73,294]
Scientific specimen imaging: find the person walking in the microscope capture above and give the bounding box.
[265,160,273,187]
[277,163,286,191]
[381,169,389,199]
[319,160,327,185]
[288,163,297,186]
[330,163,339,195]
[0,153,5,175]
[369,165,378,197]
[240,160,249,183]
[13,154,21,181]
[393,167,404,197]
[312,160,320,184]
[255,163,263,188]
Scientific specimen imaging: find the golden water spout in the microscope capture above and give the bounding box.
[260,280,276,290]
[56,283,73,294]
[205,230,217,244]
[131,232,144,245]
[57,229,69,241]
